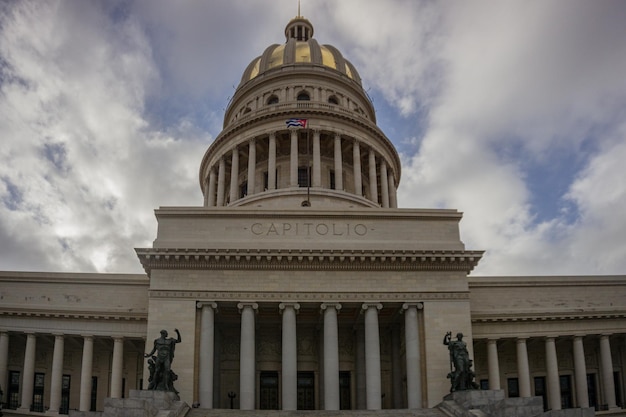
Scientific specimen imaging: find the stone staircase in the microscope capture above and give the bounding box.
[186,409,447,417]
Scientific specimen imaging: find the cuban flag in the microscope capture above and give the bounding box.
[286,118,307,128]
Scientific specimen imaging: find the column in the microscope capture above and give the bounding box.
[333,134,343,190]
[207,168,217,207]
[280,302,300,410]
[109,337,124,399]
[545,337,561,410]
[198,302,217,408]
[216,157,226,206]
[516,338,531,397]
[380,160,389,208]
[353,140,362,196]
[19,332,37,412]
[229,146,239,202]
[363,303,382,410]
[487,339,501,390]
[312,130,321,187]
[247,138,256,195]
[321,303,341,410]
[238,302,258,410]
[79,335,94,411]
[48,334,65,414]
[268,133,277,190]
[0,331,9,400]
[368,150,378,204]
[290,130,298,187]
[600,334,617,409]
[403,303,423,408]
[388,173,397,208]
[573,336,589,408]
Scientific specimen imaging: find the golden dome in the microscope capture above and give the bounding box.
[239,16,362,86]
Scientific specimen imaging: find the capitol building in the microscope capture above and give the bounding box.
[1,12,625,416]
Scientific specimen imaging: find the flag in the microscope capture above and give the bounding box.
[286,118,307,128]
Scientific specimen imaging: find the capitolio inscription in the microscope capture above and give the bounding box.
[249,222,369,237]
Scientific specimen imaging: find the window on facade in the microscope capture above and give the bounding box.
[297,371,315,410]
[8,371,20,409]
[480,379,489,390]
[339,371,351,410]
[534,376,547,411]
[614,372,623,408]
[267,95,279,105]
[259,371,279,410]
[560,375,573,409]
[329,170,336,189]
[297,92,310,101]
[32,372,45,412]
[328,95,339,105]
[240,181,248,199]
[90,376,98,411]
[298,167,311,187]
[507,378,519,398]
[61,375,71,414]
[587,374,598,410]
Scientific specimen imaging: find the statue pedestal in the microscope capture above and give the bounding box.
[102,390,189,417]
[440,390,544,417]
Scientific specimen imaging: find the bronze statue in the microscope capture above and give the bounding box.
[443,331,479,392]
[145,329,181,393]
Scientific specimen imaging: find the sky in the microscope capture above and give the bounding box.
[1,0,625,276]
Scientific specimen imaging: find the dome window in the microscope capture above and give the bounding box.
[328,95,339,105]
[243,107,252,114]
[267,95,279,105]
[297,91,310,101]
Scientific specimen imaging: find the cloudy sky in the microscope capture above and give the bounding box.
[1,0,625,276]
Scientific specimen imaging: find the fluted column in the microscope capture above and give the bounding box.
[380,160,389,208]
[545,337,561,410]
[403,303,423,408]
[313,130,321,187]
[247,138,256,195]
[353,140,362,196]
[388,173,397,208]
[229,147,240,202]
[487,339,501,390]
[239,302,258,410]
[79,335,94,411]
[207,168,217,207]
[368,150,378,204]
[290,130,298,187]
[321,303,341,410]
[19,333,37,412]
[333,134,343,190]
[0,331,8,401]
[216,157,226,206]
[110,337,124,399]
[573,336,589,408]
[268,133,277,190]
[280,303,300,410]
[363,303,383,410]
[48,334,65,414]
[600,334,617,409]
[198,302,218,408]
[516,338,531,397]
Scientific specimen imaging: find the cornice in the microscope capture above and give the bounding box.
[149,290,470,302]
[0,307,147,321]
[136,247,483,275]
[471,309,626,323]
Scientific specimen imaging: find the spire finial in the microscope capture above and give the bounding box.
[297,0,301,17]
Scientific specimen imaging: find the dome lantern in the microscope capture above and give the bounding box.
[284,15,314,41]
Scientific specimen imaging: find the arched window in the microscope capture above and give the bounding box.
[267,95,279,105]
[328,95,339,105]
[297,91,310,101]
[243,107,252,114]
